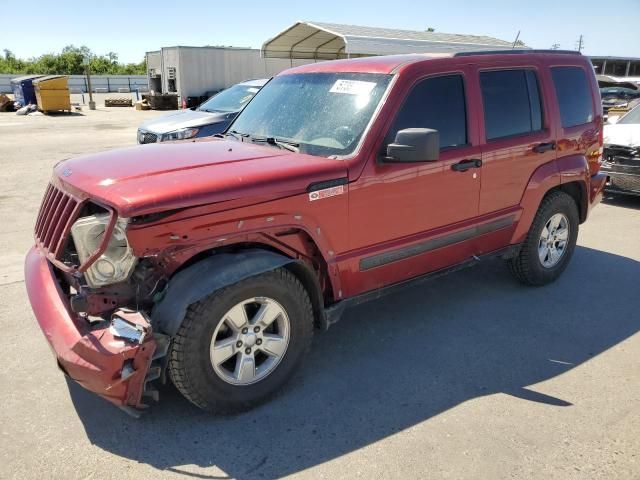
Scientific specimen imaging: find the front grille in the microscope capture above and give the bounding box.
[34,184,81,259]
[138,130,158,144]
[604,144,640,167]
[611,175,640,193]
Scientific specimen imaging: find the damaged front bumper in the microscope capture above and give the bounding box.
[25,247,163,413]
[602,145,640,196]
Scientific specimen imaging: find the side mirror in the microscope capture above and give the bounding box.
[607,116,619,125]
[384,128,439,163]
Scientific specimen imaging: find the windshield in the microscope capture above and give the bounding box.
[198,84,262,113]
[229,73,392,157]
[619,105,640,124]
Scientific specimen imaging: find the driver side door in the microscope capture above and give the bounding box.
[343,69,482,297]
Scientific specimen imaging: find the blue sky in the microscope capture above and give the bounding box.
[1,0,638,62]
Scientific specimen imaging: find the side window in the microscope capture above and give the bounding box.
[480,69,544,140]
[389,75,467,149]
[551,67,594,128]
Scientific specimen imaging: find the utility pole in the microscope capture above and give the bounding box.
[576,35,584,52]
[83,55,96,110]
[512,31,521,49]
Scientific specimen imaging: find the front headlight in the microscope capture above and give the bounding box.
[70,213,138,288]
[160,127,199,142]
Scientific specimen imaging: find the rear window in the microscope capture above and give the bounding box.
[480,70,543,140]
[551,67,594,128]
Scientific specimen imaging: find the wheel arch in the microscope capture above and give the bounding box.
[152,244,330,337]
[511,156,588,244]
[557,181,587,223]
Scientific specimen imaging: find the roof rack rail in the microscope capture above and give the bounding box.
[454,49,581,57]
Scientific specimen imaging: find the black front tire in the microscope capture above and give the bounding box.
[168,268,314,413]
[508,190,579,286]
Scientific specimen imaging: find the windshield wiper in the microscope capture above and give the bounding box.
[225,129,250,141]
[251,136,300,153]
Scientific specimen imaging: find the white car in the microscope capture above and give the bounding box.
[602,105,640,195]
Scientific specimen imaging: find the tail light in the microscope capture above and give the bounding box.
[589,122,604,175]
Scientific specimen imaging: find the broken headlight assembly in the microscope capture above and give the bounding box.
[70,213,138,288]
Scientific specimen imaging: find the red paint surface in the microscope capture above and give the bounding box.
[25,248,155,408]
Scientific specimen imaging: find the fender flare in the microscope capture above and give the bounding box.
[511,155,590,244]
[151,249,294,336]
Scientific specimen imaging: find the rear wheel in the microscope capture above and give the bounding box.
[168,268,313,413]
[508,191,579,286]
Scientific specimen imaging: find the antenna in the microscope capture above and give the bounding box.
[512,31,521,49]
[576,35,584,52]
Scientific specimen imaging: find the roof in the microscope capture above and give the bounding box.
[590,56,640,62]
[262,21,515,60]
[283,54,439,75]
[10,74,45,83]
[33,75,68,82]
[283,51,581,76]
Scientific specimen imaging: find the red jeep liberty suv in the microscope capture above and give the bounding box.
[25,50,606,415]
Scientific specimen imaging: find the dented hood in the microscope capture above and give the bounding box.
[54,138,347,217]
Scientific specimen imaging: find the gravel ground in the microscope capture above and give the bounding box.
[0,108,639,480]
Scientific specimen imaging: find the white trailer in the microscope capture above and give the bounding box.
[145,46,311,101]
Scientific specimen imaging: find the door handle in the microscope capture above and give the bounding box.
[451,158,482,172]
[533,142,556,153]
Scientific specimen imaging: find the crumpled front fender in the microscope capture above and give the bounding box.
[151,249,294,336]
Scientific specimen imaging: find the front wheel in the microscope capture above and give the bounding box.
[168,268,313,413]
[508,191,579,286]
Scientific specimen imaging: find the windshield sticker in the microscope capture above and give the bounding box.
[329,79,376,96]
[309,185,345,202]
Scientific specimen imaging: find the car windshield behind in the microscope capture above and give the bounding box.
[619,105,640,124]
[198,84,262,113]
[229,73,392,157]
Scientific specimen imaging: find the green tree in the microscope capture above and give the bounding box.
[0,46,147,75]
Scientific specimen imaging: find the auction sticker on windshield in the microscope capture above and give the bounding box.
[330,79,377,95]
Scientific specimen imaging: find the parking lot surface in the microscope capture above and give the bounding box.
[0,108,639,480]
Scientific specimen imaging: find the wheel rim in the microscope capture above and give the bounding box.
[210,297,290,386]
[538,213,570,268]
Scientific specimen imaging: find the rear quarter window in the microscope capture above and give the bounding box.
[551,67,594,128]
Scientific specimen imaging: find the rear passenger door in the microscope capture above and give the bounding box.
[476,65,556,215]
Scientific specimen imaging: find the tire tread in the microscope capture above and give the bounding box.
[168,267,313,412]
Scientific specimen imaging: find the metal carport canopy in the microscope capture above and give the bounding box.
[262,21,515,60]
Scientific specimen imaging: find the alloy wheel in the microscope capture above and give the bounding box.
[209,297,290,385]
[538,213,570,268]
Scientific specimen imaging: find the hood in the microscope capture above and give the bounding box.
[604,124,640,147]
[54,139,347,217]
[138,109,234,134]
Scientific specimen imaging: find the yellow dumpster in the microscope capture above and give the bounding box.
[33,75,71,114]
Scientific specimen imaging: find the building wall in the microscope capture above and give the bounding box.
[590,57,640,77]
[146,51,162,73]
[161,47,181,94]
[176,47,311,98]
[145,47,313,99]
